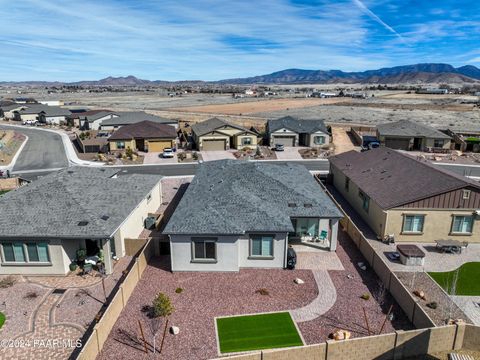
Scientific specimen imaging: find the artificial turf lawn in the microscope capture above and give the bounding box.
[429,262,480,296]
[216,312,303,353]
[0,312,5,329]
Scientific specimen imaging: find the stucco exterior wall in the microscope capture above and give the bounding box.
[331,164,387,238]
[269,128,299,146]
[424,137,452,149]
[46,116,67,125]
[386,208,480,243]
[307,131,330,147]
[234,134,258,150]
[196,133,230,150]
[113,181,162,257]
[109,139,135,151]
[238,233,287,268]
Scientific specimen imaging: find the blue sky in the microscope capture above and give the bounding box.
[1,0,479,81]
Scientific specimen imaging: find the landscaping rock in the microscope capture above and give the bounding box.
[294,278,304,284]
[357,262,367,271]
[170,326,180,335]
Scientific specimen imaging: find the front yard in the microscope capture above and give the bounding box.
[216,312,303,354]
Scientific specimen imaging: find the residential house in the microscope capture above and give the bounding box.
[76,110,116,130]
[0,104,26,120]
[11,104,72,124]
[99,112,178,131]
[267,116,330,148]
[329,147,480,243]
[191,117,258,151]
[163,160,343,272]
[444,128,480,152]
[0,167,162,275]
[108,120,177,152]
[376,120,451,151]
[75,131,109,154]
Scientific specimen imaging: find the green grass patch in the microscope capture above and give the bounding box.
[429,262,480,296]
[216,312,303,353]
[0,312,5,329]
[0,190,9,196]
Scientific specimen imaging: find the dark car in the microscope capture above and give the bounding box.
[361,141,380,152]
[286,247,297,270]
[274,144,285,151]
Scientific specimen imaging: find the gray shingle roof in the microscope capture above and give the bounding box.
[329,147,480,209]
[267,116,329,134]
[109,120,177,140]
[18,104,71,117]
[0,167,161,239]
[376,120,451,139]
[100,111,177,126]
[191,117,253,137]
[163,160,343,235]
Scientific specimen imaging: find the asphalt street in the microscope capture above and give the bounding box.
[0,125,68,172]
[6,126,480,181]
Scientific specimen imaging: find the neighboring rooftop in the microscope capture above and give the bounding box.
[16,104,72,117]
[164,160,343,235]
[376,120,451,139]
[100,111,177,126]
[191,117,253,136]
[0,167,161,238]
[109,120,177,140]
[330,147,480,209]
[267,116,329,134]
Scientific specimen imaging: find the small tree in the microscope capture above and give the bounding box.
[151,292,174,354]
[125,147,134,160]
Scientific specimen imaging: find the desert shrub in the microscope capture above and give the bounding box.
[192,152,198,160]
[125,147,134,159]
[23,291,38,300]
[0,276,16,288]
[360,293,370,300]
[426,302,438,309]
[178,153,186,161]
[175,287,183,294]
[255,288,270,296]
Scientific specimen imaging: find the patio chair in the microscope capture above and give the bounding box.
[82,263,93,276]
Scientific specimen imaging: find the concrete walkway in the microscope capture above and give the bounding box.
[452,295,480,326]
[291,270,337,322]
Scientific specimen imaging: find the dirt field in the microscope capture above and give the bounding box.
[0,130,26,165]
[167,97,351,114]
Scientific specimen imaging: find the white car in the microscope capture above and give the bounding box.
[22,119,38,126]
[162,148,175,158]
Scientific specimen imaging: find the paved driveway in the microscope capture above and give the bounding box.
[274,147,304,160]
[142,151,178,164]
[200,150,236,161]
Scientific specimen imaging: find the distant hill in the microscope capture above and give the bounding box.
[1,63,479,86]
[219,63,480,84]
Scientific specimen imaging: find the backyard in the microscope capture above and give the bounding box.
[429,262,480,296]
[216,312,303,354]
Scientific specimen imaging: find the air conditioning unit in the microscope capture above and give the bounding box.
[473,210,480,216]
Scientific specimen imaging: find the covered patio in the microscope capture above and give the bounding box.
[289,217,339,251]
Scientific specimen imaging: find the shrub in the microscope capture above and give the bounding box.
[255,288,270,296]
[152,293,174,318]
[426,302,438,309]
[24,291,38,300]
[175,287,183,294]
[360,293,370,300]
[178,153,186,161]
[192,152,198,160]
[125,147,134,159]
[0,276,16,288]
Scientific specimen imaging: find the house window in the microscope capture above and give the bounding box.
[242,137,252,146]
[314,136,325,145]
[1,242,50,263]
[463,190,471,200]
[146,193,152,203]
[403,215,425,233]
[359,190,369,212]
[345,177,350,192]
[434,139,444,148]
[191,238,216,261]
[116,141,125,150]
[451,216,474,234]
[250,235,274,257]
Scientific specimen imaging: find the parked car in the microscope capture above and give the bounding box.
[162,148,175,158]
[286,247,297,270]
[361,141,380,152]
[274,144,285,152]
[22,119,38,126]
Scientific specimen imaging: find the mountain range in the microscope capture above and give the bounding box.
[1,63,480,86]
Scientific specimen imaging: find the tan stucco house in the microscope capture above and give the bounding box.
[191,117,258,151]
[376,120,451,151]
[330,147,480,243]
[267,116,330,148]
[0,167,162,275]
[108,120,177,153]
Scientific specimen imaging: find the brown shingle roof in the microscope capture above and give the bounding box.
[108,120,176,141]
[329,147,480,209]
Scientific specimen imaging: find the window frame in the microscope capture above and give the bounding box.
[0,241,51,265]
[402,214,425,234]
[359,190,369,213]
[116,141,125,150]
[190,238,217,263]
[249,234,274,259]
[433,139,444,148]
[462,189,471,200]
[241,137,252,146]
[313,135,325,145]
[450,215,474,235]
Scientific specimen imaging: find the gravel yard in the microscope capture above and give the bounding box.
[0,278,49,339]
[98,260,317,360]
[298,232,413,344]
